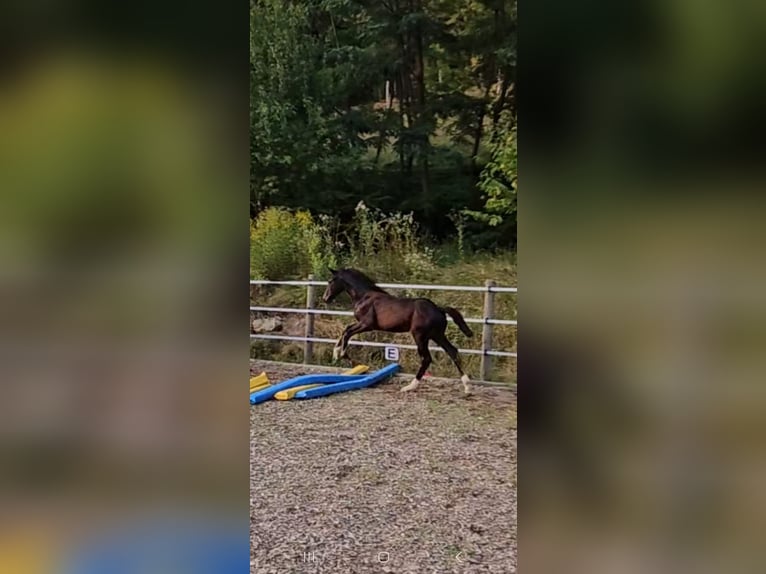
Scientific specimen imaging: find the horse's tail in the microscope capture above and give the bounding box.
[442,306,474,337]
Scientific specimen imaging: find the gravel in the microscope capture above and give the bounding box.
[250,360,517,573]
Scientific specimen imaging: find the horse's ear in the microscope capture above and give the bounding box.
[328,268,337,275]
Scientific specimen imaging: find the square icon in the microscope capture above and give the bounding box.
[384,346,399,362]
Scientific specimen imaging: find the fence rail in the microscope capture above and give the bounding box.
[250,279,517,293]
[250,277,517,381]
[249,334,517,358]
[248,306,517,326]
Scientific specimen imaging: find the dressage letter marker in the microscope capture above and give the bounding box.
[384,346,399,362]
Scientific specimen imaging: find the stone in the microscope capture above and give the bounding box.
[251,316,283,332]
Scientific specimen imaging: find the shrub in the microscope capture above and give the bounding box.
[250,203,441,281]
[297,212,339,278]
[250,208,338,279]
[250,208,305,279]
[347,202,435,280]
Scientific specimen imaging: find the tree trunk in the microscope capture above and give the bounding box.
[396,73,406,174]
[411,0,430,202]
[491,71,511,134]
[471,84,493,171]
[374,89,394,165]
[489,2,511,136]
[394,0,410,175]
[471,109,486,172]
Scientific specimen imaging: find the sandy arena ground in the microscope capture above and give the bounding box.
[250,360,517,573]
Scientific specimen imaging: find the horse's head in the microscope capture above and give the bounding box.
[322,269,345,303]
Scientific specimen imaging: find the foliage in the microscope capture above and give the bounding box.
[465,112,516,234]
[299,212,340,278]
[250,0,518,251]
[250,203,440,281]
[250,0,364,211]
[346,202,436,280]
[447,210,467,260]
[250,208,338,279]
[250,209,305,280]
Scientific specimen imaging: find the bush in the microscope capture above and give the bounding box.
[250,208,303,279]
[298,212,339,278]
[347,202,435,280]
[250,208,338,279]
[250,203,441,281]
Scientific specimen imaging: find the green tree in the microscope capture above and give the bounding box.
[464,109,516,246]
[249,0,517,249]
[250,0,364,214]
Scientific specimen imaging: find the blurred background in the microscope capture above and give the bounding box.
[521,0,766,573]
[0,1,248,572]
[4,0,766,571]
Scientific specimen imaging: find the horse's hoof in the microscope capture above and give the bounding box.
[461,374,472,396]
[400,378,420,392]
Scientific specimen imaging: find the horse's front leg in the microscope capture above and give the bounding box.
[336,320,373,360]
[333,323,359,361]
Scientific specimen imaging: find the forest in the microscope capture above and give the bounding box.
[250,0,517,261]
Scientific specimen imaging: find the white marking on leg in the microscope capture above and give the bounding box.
[400,377,421,392]
[461,374,472,395]
[333,342,342,361]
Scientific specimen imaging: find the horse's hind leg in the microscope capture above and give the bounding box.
[432,331,472,395]
[400,333,431,392]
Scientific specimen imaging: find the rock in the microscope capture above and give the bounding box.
[252,316,283,332]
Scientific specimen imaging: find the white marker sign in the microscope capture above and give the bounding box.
[384,346,400,362]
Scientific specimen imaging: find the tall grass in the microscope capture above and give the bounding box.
[346,201,436,281]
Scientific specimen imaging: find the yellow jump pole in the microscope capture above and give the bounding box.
[249,372,270,393]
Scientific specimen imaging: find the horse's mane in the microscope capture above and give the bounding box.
[339,268,388,294]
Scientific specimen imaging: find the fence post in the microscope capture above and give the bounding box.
[304,275,316,364]
[480,279,496,380]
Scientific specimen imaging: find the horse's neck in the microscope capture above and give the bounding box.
[346,284,377,303]
[346,285,365,303]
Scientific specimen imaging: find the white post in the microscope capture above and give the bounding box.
[304,275,316,364]
[480,280,496,380]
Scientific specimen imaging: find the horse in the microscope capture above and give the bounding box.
[321,268,475,394]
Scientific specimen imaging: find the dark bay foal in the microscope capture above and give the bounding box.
[322,268,475,394]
